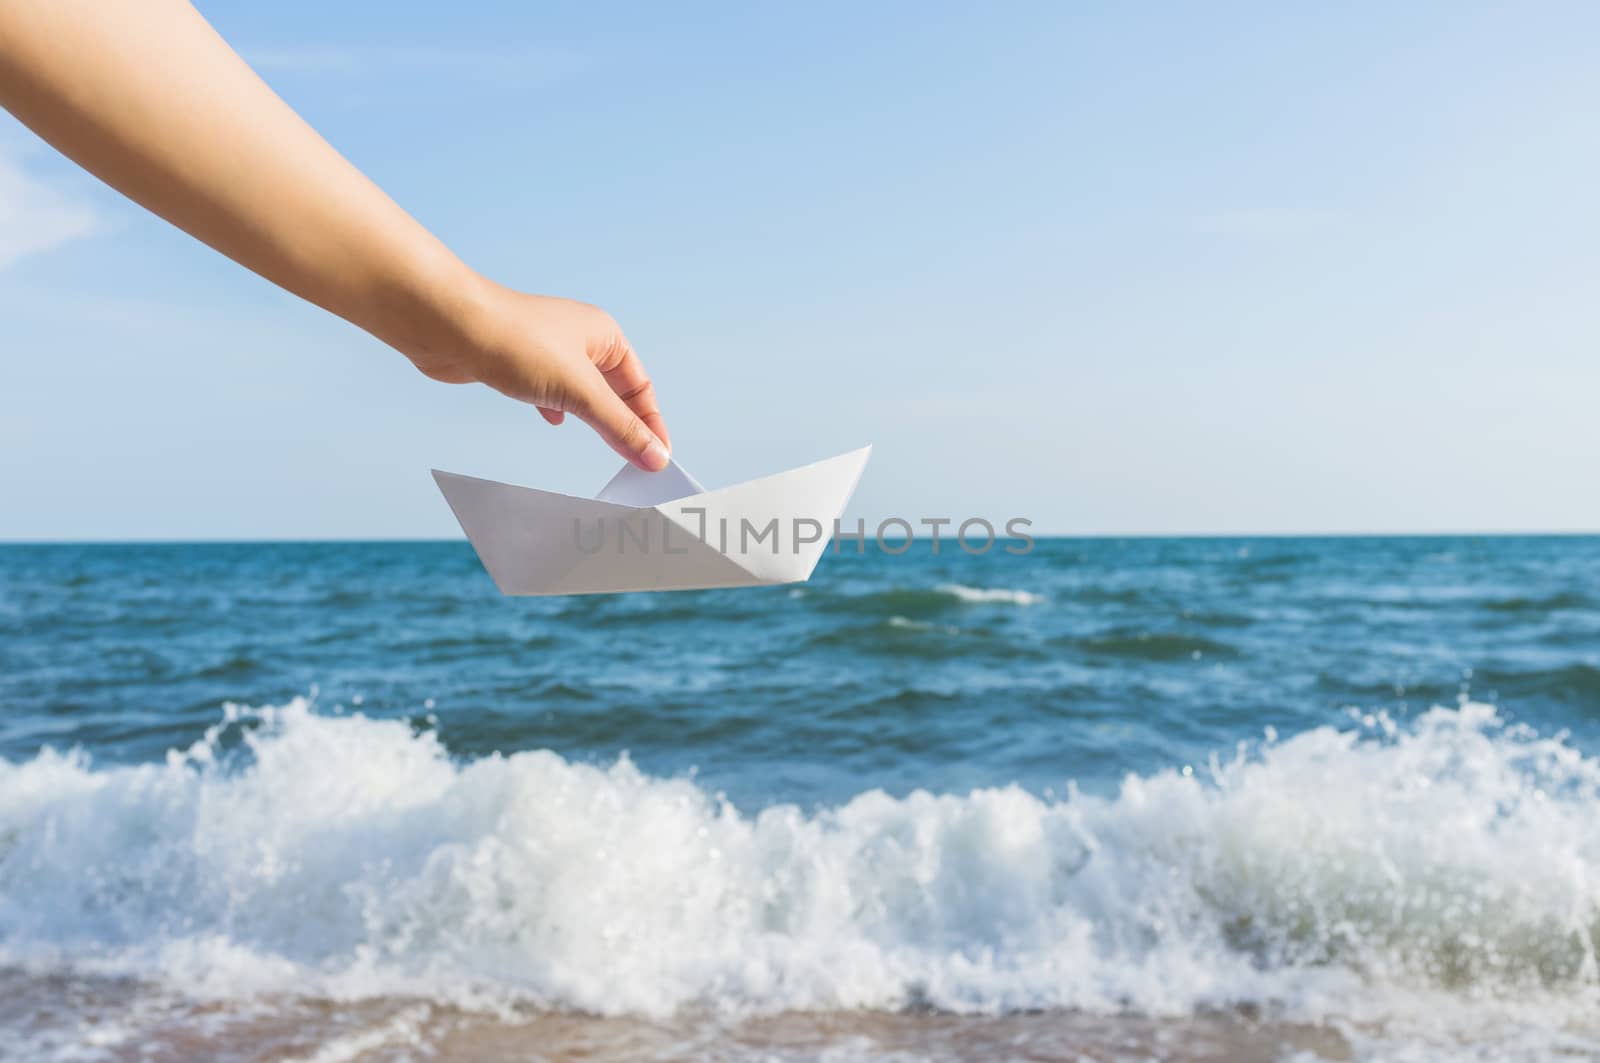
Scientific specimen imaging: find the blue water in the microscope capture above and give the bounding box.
[5,537,1599,805]
[4,537,1600,1061]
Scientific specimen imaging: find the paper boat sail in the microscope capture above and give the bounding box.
[432,446,871,596]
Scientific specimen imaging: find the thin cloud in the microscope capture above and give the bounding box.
[0,153,98,269]
[1193,207,1337,239]
[245,44,588,88]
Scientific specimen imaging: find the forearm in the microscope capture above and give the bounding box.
[1,0,672,469]
[0,0,476,357]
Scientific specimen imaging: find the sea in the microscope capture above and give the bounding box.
[3,536,1600,1062]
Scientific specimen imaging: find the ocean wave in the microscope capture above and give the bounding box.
[932,585,1043,607]
[1072,630,1240,661]
[1065,585,1148,605]
[1475,663,1600,703]
[1480,591,1594,614]
[802,619,1051,664]
[811,585,1043,621]
[2,700,1600,1031]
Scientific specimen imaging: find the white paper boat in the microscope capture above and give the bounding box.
[432,446,871,596]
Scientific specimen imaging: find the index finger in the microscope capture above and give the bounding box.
[597,340,671,452]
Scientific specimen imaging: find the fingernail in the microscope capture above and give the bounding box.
[641,439,670,471]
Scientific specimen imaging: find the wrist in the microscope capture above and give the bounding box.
[363,243,495,368]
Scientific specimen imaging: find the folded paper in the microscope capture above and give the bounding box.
[433,446,871,596]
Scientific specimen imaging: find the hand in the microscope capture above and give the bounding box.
[405,279,672,472]
[0,0,673,473]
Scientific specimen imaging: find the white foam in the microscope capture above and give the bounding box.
[2,699,1599,1054]
[934,584,1043,606]
[276,1006,430,1063]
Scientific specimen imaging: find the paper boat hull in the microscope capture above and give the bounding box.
[433,447,870,596]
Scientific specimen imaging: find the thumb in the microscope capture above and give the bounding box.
[574,377,671,472]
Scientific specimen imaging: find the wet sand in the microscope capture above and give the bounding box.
[2,968,1361,1062]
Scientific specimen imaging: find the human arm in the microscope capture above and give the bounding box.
[0,0,669,469]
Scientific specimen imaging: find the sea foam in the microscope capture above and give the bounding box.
[933,584,1043,606]
[2,699,1599,1037]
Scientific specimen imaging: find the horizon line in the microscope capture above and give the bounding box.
[2,529,1599,547]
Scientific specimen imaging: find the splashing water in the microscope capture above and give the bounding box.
[3,699,1600,1060]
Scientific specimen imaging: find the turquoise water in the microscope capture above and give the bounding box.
[9,537,1600,805]
[4,537,1600,1060]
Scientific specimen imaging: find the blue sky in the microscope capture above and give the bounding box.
[2,1,1597,539]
